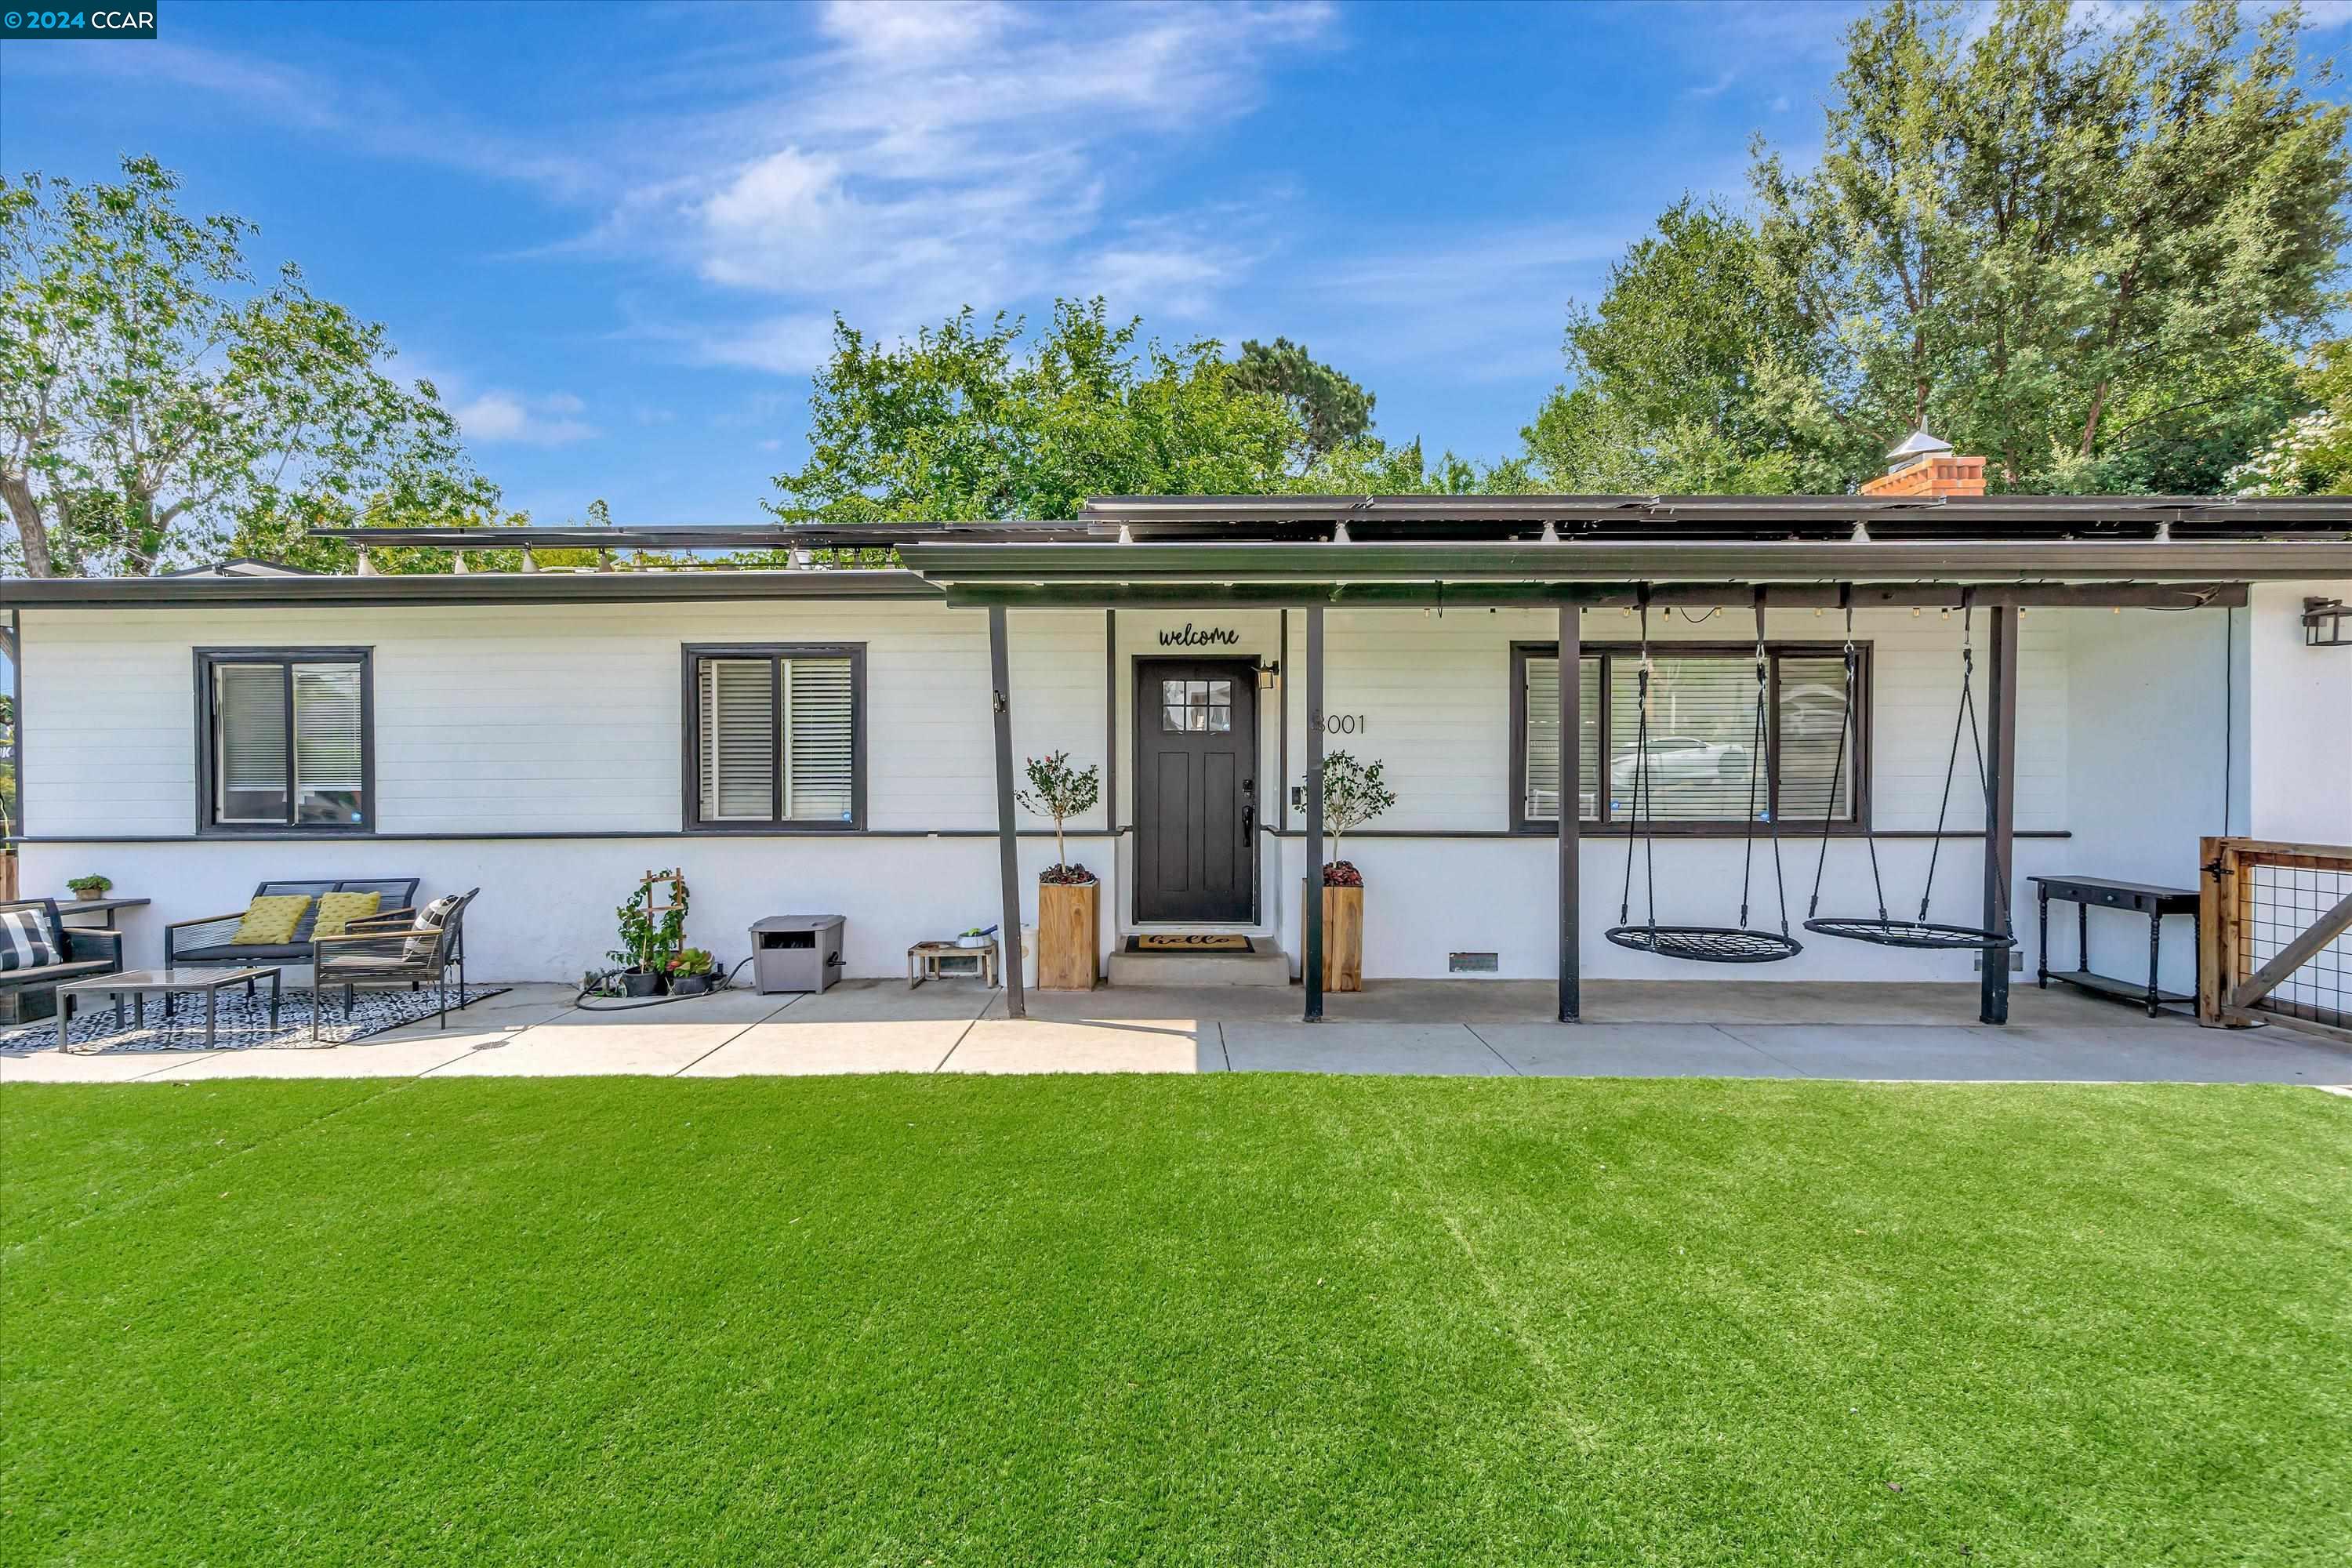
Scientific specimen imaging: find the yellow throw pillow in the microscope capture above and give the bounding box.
[230,894,311,946]
[310,891,382,939]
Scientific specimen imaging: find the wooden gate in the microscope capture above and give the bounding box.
[2199,837,2352,1047]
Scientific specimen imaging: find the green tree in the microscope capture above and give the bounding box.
[766,299,1302,526]
[0,156,495,576]
[1524,199,1831,494]
[1227,337,1375,463]
[2224,339,2352,493]
[1534,0,2350,495]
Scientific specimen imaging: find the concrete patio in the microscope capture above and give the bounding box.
[6,978,2351,1087]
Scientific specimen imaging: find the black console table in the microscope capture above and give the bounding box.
[2029,875,2200,1017]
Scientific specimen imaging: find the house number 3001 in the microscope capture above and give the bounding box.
[1315,713,1367,735]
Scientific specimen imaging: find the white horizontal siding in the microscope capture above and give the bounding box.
[27,591,2292,987]
[1283,607,2069,833]
[22,602,1106,837]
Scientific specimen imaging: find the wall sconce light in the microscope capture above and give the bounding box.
[1258,662,1281,691]
[2306,597,2350,648]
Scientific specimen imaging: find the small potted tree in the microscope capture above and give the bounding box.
[1018,750,1102,989]
[1312,752,1394,992]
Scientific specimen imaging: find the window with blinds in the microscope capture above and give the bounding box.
[1518,654,1601,825]
[201,651,371,831]
[688,646,862,829]
[1515,644,1864,829]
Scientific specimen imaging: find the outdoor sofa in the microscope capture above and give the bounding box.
[164,879,422,969]
[0,898,125,1022]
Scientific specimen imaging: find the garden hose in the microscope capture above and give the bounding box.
[572,955,760,1012]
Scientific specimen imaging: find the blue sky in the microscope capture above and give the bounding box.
[7,1,2345,526]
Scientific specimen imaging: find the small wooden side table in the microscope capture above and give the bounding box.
[908,940,997,988]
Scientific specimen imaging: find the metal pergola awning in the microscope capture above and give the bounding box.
[897,539,2352,610]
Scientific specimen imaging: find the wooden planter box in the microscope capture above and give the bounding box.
[1037,880,1099,990]
[1319,882,1363,992]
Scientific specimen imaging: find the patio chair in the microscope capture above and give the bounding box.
[308,888,479,1040]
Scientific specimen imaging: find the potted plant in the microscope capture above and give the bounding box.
[1312,752,1395,992]
[1017,750,1102,989]
[666,948,717,995]
[608,869,689,997]
[65,873,114,902]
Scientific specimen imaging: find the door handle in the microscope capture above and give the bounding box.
[1242,778,1255,839]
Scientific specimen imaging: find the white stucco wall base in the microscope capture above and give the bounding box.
[20,836,1120,985]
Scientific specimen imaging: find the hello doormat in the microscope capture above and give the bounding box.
[1125,935,1253,953]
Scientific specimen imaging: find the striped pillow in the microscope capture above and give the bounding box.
[0,909,60,972]
[404,893,463,962]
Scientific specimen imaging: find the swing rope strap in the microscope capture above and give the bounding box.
[1919,590,1976,924]
[1806,594,1857,919]
[1617,592,1654,929]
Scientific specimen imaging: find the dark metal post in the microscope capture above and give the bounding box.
[989,605,1026,1020]
[1304,605,1325,1022]
[1980,605,2019,1025]
[1278,608,1290,833]
[1103,609,1116,835]
[1558,604,1581,1022]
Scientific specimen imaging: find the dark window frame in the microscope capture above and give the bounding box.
[193,647,376,837]
[1509,640,1873,837]
[680,643,868,834]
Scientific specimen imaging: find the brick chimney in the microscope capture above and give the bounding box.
[1860,424,1985,498]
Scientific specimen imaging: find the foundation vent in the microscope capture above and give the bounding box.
[1448,951,1500,975]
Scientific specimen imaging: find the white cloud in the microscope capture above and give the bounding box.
[592,1,1334,357]
[689,313,848,377]
[455,390,597,446]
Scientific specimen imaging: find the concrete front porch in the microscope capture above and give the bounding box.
[6,978,2350,1087]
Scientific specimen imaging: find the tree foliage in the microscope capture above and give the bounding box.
[2225,339,2352,493]
[0,157,495,576]
[1016,750,1102,881]
[766,299,1302,525]
[1227,336,1375,462]
[1318,750,1396,872]
[1528,0,2350,495]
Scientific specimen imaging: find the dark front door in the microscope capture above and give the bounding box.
[1135,659,1258,923]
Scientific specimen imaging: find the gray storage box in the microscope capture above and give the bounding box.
[749,914,846,995]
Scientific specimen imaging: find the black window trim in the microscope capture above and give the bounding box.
[193,646,377,837]
[1509,640,1873,837]
[681,643,868,834]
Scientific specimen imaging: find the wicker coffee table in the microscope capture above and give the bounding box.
[56,967,281,1052]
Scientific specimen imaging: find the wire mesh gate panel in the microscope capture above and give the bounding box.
[2200,838,2352,1046]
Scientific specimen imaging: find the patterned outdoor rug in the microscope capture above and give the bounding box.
[1125,934,1254,953]
[0,985,510,1056]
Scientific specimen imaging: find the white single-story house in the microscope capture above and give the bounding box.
[7,447,2349,1028]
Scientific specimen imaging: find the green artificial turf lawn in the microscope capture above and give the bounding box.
[5,1076,2349,1565]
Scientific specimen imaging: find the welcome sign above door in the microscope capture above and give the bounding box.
[1158,623,1241,648]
